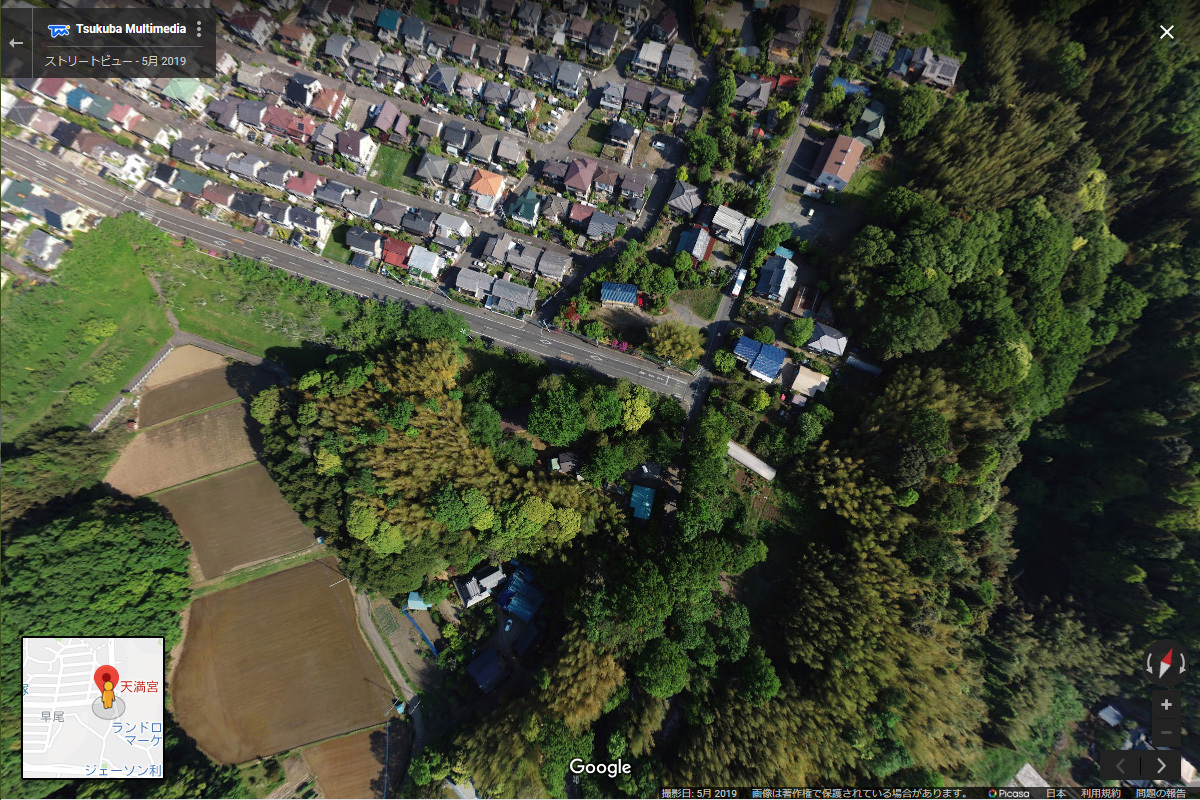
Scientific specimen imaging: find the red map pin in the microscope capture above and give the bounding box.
[94,665,119,691]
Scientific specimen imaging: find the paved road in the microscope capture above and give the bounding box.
[2,252,55,284]
[4,138,695,401]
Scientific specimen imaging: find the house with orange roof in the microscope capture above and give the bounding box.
[469,168,507,215]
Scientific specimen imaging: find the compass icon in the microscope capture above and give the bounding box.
[1142,639,1189,687]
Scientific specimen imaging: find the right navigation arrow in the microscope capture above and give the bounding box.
[1158,758,1168,775]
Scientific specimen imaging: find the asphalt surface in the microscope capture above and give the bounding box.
[3,138,695,400]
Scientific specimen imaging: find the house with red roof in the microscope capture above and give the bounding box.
[285,171,322,198]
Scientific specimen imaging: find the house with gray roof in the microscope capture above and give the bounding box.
[516,1,542,34]
[483,231,514,264]
[343,190,380,218]
[495,138,525,167]
[755,255,797,303]
[456,268,495,299]
[314,180,352,205]
[505,241,543,276]
[665,44,697,82]
[259,162,296,189]
[477,42,503,70]
[324,33,352,65]
[586,210,619,239]
[443,121,473,155]
[312,121,340,154]
[426,29,455,60]
[667,180,701,217]
[537,251,571,281]
[436,212,472,238]
[505,46,531,76]
[600,81,625,112]
[427,63,459,95]
[489,277,537,312]
[372,199,407,228]
[468,132,498,164]
[346,227,384,257]
[349,40,382,74]
[529,54,561,86]
[402,16,426,50]
[482,81,511,109]
[416,153,451,185]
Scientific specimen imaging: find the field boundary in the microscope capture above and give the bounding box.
[192,546,328,597]
[146,459,264,498]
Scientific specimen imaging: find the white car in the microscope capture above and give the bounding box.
[545,122,558,133]
[806,207,815,218]
[550,109,563,119]
[653,140,666,151]
[504,618,513,632]
[434,189,444,202]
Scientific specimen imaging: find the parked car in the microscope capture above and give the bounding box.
[550,108,562,119]
[504,618,513,632]
[434,189,444,202]
[288,59,300,66]
[806,207,815,218]
[652,140,666,151]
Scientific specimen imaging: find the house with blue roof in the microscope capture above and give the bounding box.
[733,336,786,382]
[600,281,638,307]
[65,87,96,113]
[495,567,544,623]
[630,485,656,520]
[467,648,507,693]
[376,7,402,41]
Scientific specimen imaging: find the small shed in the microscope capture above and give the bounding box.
[406,591,431,611]
[600,281,638,307]
[467,648,506,693]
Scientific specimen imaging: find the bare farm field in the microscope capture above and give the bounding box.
[142,345,229,390]
[156,462,315,580]
[303,723,411,799]
[172,558,396,764]
[139,362,279,428]
[105,403,257,496]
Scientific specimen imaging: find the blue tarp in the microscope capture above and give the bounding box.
[774,246,795,259]
[600,281,638,305]
[833,77,871,96]
[496,569,544,623]
[630,485,655,520]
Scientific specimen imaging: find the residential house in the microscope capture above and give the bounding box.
[600,81,625,113]
[285,74,322,109]
[469,169,506,214]
[477,43,504,70]
[609,120,635,148]
[563,157,598,198]
[106,103,142,129]
[770,5,808,60]
[633,41,665,76]
[258,71,291,98]
[556,62,585,98]
[436,212,472,238]
[258,199,292,227]
[810,134,864,192]
[756,255,797,302]
[854,100,885,145]
[646,86,684,123]
[349,40,382,74]
[170,137,207,166]
[427,63,459,95]
[566,16,593,45]
[600,281,637,306]
[212,0,245,19]
[866,30,894,67]
[237,99,268,131]
[451,34,479,66]
[542,194,570,225]
[50,122,82,150]
[529,54,561,86]
[32,77,72,105]
[82,94,114,123]
[735,75,771,109]
[201,145,238,172]
[712,204,754,246]
[314,180,352,206]
[27,110,63,139]
[401,206,438,236]
[170,169,209,197]
[390,111,412,145]
[790,364,829,405]
[505,46,532,76]
[205,98,245,134]
[509,88,538,113]
[375,7,403,42]
[352,4,377,29]
[64,86,96,115]
[624,79,651,111]
[537,251,571,281]
[508,187,541,226]
[589,22,619,60]
[593,165,620,195]
[417,153,451,185]
[491,0,518,19]
[277,23,316,55]
[619,172,648,202]
[402,16,427,51]
[328,0,355,25]
[516,1,542,35]
[676,224,714,263]
[488,138,521,170]
[540,159,569,186]
[22,193,88,232]
[381,236,412,269]
[236,66,268,95]
[505,242,543,277]
[488,277,536,313]
[372,199,407,228]
[443,121,473,155]
[311,87,345,118]
[587,210,619,239]
[459,0,488,20]
[807,322,848,356]
[911,47,961,89]
[228,11,274,47]
[324,33,352,66]
[567,202,595,229]
[22,229,69,271]
[312,121,340,154]
[888,46,914,82]
[291,206,332,240]
[483,231,514,264]
[456,267,495,299]
[336,130,378,165]
[542,10,569,38]
[406,56,432,84]
[203,184,237,208]
[615,0,641,26]
[408,245,446,278]
[131,118,174,148]
[664,44,697,82]
[378,53,408,81]
[734,336,786,382]
[286,171,322,198]
[789,284,820,317]
[651,8,678,43]
[262,163,298,190]
[453,72,482,100]
[229,154,269,181]
[481,81,511,109]
[346,226,384,257]
[370,100,402,135]
[161,78,210,112]
[265,106,317,143]
[426,29,455,60]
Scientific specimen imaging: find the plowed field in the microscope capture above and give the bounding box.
[139,363,277,428]
[304,723,410,799]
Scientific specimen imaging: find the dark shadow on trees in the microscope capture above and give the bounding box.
[367,719,410,800]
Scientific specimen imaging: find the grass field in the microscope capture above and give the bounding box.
[369,146,417,192]
[156,462,316,580]
[104,402,258,496]
[569,121,607,157]
[172,557,396,764]
[672,286,723,321]
[0,215,173,441]
[322,223,354,264]
[838,158,907,212]
[138,363,278,428]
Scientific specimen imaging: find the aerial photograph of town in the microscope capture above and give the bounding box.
[1,0,1196,796]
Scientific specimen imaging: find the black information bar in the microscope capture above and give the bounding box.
[1,7,216,80]
[659,788,1200,799]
